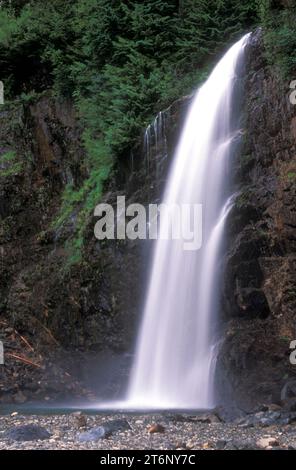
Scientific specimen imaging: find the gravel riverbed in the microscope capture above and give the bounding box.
[1,412,296,450]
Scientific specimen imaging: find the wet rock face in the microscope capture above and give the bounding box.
[0,97,86,342]
[0,95,138,354]
[29,97,87,188]
[0,88,190,402]
[218,29,296,410]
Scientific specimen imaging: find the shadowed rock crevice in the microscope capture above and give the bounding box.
[218,30,296,411]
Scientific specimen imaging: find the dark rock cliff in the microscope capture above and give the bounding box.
[219,30,296,411]
[0,91,190,403]
[1,29,295,409]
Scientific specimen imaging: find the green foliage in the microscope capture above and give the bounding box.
[0,149,16,162]
[0,0,261,265]
[0,0,294,271]
[0,149,23,177]
[0,0,260,148]
[258,0,296,77]
[52,134,112,265]
[0,8,18,45]
[177,0,258,71]
[287,171,296,181]
[1,161,22,177]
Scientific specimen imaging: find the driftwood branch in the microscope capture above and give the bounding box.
[13,330,34,352]
[29,315,60,347]
[6,352,42,368]
[0,319,35,351]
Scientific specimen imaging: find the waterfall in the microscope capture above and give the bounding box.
[144,111,168,178]
[126,34,250,409]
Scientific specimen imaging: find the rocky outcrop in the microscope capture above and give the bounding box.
[219,30,296,410]
[1,28,295,410]
[0,90,190,403]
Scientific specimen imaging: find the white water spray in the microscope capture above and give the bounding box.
[144,111,168,177]
[125,34,250,409]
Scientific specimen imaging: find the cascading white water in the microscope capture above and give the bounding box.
[126,34,250,409]
[144,111,168,177]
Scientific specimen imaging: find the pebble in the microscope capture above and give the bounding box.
[4,424,51,442]
[0,413,295,450]
[256,436,280,449]
[148,424,165,434]
[72,412,87,429]
[78,426,106,442]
